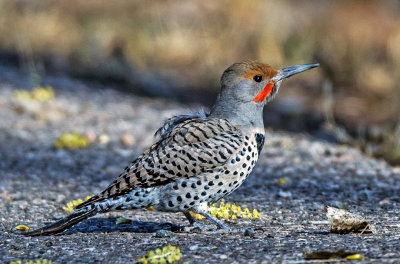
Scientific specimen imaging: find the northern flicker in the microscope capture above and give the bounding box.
[24,61,318,236]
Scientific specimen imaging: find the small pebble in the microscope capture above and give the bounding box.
[121,133,134,147]
[85,130,97,142]
[155,229,174,238]
[98,134,110,144]
[278,190,292,198]
[378,198,390,205]
[219,254,228,259]
[189,245,199,251]
[244,228,255,238]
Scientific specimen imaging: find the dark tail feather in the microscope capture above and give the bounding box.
[23,207,97,236]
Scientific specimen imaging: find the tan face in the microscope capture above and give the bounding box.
[243,63,279,103]
[241,64,280,103]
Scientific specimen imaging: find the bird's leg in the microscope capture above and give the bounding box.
[182,211,211,231]
[188,205,243,233]
[183,211,196,225]
[200,212,231,230]
[202,212,246,233]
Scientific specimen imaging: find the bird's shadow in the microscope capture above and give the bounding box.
[59,217,182,235]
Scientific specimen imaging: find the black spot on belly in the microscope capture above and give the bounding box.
[255,133,265,155]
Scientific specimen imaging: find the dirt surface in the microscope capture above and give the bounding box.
[1,66,400,263]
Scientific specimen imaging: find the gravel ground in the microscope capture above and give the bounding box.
[1,67,400,263]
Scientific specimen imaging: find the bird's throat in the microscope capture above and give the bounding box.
[253,81,274,103]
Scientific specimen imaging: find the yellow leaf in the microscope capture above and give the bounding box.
[195,202,262,220]
[10,259,52,264]
[275,178,287,185]
[31,86,55,101]
[138,257,148,264]
[13,90,31,100]
[13,86,55,102]
[14,225,29,231]
[138,257,146,261]
[54,132,89,149]
[189,211,205,220]
[147,206,156,211]
[139,245,182,264]
[62,196,92,212]
[252,209,260,218]
[346,254,363,260]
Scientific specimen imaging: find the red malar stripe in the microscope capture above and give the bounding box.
[253,81,274,102]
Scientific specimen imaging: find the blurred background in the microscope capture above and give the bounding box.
[1,0,400,164]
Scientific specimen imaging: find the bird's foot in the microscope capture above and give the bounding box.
[182,221,215,232]
[182,211,254,234]
[204,227,244,234]
[182,223,248,234]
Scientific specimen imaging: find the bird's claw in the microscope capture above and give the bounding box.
[182,223,246,234]
[206,227,245,234]
[182,222,214,232]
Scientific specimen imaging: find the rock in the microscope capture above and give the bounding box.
[120,133,134,147]
[85,131,97,143]
[326,206,375,234]
[243,228,255,238]
[155,230,174,238]
[219,254,228,259]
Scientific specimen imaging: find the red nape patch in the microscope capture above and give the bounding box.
[253,81,274,102]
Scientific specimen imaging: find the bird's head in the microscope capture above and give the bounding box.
[210,61,319,128]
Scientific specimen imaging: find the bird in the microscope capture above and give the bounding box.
[23,61,318,236]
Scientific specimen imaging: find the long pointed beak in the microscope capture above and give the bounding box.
[272,63,319,82]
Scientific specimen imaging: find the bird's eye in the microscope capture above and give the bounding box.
[253,74,263,83]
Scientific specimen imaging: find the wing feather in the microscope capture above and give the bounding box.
[76,118,242,209]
